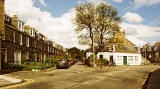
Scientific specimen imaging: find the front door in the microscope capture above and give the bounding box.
[123,56,127,65]
[110,56,113,62]
[1,49,7,63]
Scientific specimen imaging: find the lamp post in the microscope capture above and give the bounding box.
[92,30,96,67]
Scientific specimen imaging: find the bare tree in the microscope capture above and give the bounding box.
[74,3,121,66]
[95,3,121,52]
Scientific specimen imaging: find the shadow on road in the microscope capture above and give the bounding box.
[142,68,160,89]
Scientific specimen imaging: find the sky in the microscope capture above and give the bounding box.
[5,0,160,49]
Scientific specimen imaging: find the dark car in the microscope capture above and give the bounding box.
[56,59,69,69]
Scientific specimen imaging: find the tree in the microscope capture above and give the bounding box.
[143,43,150,58]
[67,47,85,61]
[74,3,121,52]
[74,3,121,66]
[74,3,96,48]
[95,3,121,52]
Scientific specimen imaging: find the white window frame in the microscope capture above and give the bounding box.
[135,56,138,64]
[128,56,134,65]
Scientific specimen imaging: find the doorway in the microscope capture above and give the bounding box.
[123,56,127,65]
[1,49,7,63]
[110,55,113,62]
[14,50,21,64]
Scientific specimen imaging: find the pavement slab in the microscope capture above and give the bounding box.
[0,75,22,87]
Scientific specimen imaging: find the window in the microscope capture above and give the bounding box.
[13,32,15,43]
[128,56,134,65]
[26,52,29,60]
[135,56,138,64]
[99,55,103,59]
[2,30,5,40]
[2,49,7,63]
[149,54,152,58]
[48,46,50,52]
[20,34,22,45]
[31,28,33,36]
[155,52,159,57]
[34,53,38,62]
[34,41,36,48]
[14,50,21,64]
[18,21,23,31]
[116,56,122,65]
[26,37,29,47]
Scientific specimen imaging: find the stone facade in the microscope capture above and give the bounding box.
[0,0,4,70]
[1,14,64,68]
[141,44,160,62]
[0,0,4,35]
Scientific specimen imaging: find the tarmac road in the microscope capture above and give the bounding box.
[2,62,160,89]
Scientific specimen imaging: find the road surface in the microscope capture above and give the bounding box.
[2,62,160,89]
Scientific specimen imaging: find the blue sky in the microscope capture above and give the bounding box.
[5,0,160,49]
[33,0,160,27]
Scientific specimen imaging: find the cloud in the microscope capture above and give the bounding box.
[123,12,144,23]
[156,17,160,22]
[112,0,123,3]
[39,0,47,7]
[126,36,146,47]
[87,0,105,4]
[121,22,160,47]
[125,27,137,36]
[5,0,89,50]
[134,0,160,9]
[5,0,160,49]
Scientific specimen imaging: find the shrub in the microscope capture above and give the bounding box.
[2,63,24,71]
[3,58,58,71]
[23,62,46,70]
[45,58,57,66]
[101,58,109,65]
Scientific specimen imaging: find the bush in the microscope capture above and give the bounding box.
[23,62,46,70]
[3,63,24,71]
[84,58,90,66]
[101,58,109,66]
[45,58,57,66]
[3,58,58,71]
[148,57,160,63]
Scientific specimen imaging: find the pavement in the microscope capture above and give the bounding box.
[146,68,160,89]
[0,75,22,87]
[0,62,159,89]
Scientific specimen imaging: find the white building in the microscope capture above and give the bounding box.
[86,45,142,65]
[97,52,141,65]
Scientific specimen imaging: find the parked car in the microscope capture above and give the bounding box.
[69,60,75,65]
[56,59,69,69]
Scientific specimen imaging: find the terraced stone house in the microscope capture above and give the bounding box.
[1,14,64,68]
[0,0,5,70]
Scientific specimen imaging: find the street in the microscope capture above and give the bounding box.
[2,62,160,89]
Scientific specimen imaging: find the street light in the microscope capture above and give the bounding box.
[92,30,96,67]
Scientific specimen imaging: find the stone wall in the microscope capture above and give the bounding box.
[0,0,4,70]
